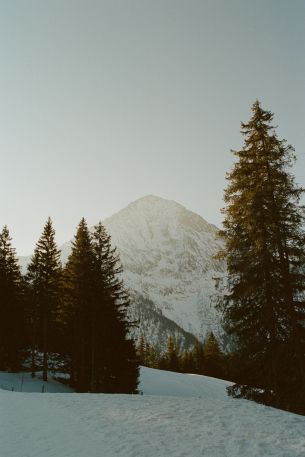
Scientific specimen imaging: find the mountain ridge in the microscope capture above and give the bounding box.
[19,195,226,350]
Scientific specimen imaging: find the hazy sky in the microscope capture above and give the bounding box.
[1,0,304,255]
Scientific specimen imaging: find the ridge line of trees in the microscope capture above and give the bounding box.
[0,218,139,393]
[136,332,229,380]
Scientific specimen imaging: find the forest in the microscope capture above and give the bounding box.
[0,218,139,393]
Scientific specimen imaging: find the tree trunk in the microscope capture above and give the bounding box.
[90,313,96,393]
[30,317,36,378]
[42,310,48,382]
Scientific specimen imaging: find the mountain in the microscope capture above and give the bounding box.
[20,195,226,350]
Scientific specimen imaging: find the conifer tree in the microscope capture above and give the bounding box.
[164,335,180,372]
[64,218,95,391]
[220,101,305,413]
[136,334,146,365]
[192,340,205,374]
[65,219,139,393]
[146,343,159,369]
[0,226,25,370]
[181,349,194,373]
[203,332,223,378]
[91,221,139,393]
[26,218,62,381]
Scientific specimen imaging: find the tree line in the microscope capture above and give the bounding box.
[0,218,139,393]
[136,332,231,380]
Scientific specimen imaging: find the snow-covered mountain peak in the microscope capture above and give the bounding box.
[20,195,226,347]
[100,195,225,342]
[110,194,211,229]
[103,195,218,260]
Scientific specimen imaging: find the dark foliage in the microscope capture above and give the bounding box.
[219,101,305,414]
[64,219,139,393]
[0,226,26,370]
[26,218,62,381]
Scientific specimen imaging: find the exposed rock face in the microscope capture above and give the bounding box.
[20,195,226,350]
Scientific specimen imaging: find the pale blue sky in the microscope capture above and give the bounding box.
[1,0,304,254]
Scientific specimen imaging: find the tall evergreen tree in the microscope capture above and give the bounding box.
[192,340,205,374]
[219,101,305,413]
[135,335,160,369]
[136,334,146,365]
[181,349,194,373]
[145,343,159,369]
[203,332,223,378]
[163,335,180,372]
[0,226,25,370]
[26,218,62,381]
[64,219,139,393]
[91,221,139,393]
[64,218,95,391]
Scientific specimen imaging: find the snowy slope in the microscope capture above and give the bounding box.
[19,195,226,349]
[1,368,305,457]
[0,371,73,393]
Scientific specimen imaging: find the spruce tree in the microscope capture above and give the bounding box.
[181,349,194,373]
[0,226,25,370]
[146,343,159,369]
[64,218,95,391]
[136,334,146,365]
[192,340,205,374]
[203,332,223,378]
[220,101,305,413]
[64,219,139,393]
[91,221,139,393]
[26,218,62,381]
[164,335,180,372]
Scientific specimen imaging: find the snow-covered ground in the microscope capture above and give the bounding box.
[0,371,73,393]
[1,367,305,457]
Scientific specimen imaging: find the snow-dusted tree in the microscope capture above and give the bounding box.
[220,101,305,413]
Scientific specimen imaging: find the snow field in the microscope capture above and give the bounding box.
[0,371,73,393]
[1,367,305,457]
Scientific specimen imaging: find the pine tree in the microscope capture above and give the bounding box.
[0,226,25,370]
[91,221,139,393]
[147,344,160,369]
[64,218,95,391]
[26,218,62,381]
[136,334,146,365]
[203,332,223,378]
[181,349,194,373]
[64,219,139,393]
[164,336,180,372]
[192,341,205,374]
[220,101,305,413]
